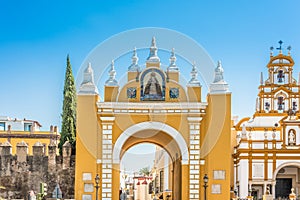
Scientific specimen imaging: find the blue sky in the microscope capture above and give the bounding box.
[1,0,300,172]
[1,1,300,128]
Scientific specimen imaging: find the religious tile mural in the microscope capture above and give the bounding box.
[140,68,165,101]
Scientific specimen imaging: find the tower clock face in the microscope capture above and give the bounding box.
[127,87,137,98]
[169,88,179,99]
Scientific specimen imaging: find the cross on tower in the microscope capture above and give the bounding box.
[276,40,283,50]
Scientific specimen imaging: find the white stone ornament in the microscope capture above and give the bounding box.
[213,60,224,83]
[167,48,179,71]
[188,61,201,86]
[260,72,264,85]
[209,60,229,94]
[256,97,260,111]
[79,63,99,94]
[105,60,118,86]
[146,37,160,63]
[263,186,272,200]
[288,130,296,145]
[289,188,296,200]
[128,47,140,72]
[241,124,247,139]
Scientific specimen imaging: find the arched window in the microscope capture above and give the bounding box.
[277,70,285,83]
[265,102,270,111]
[293,102,297,111]
[278,96,284,110]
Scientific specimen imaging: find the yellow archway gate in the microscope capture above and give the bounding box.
[74,37,232,200]
[112,122,189,200]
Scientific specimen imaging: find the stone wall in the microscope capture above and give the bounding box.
[0,141,75,200]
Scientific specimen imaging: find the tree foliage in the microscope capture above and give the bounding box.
[59,55,77,154]
[139,166,150,176]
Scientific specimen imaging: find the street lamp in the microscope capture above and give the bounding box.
[234,188,238,197]
[95,174,100,200]
[203,174,208,200]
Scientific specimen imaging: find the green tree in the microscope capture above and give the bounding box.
[59,55,77,154]
[139,167,150,176]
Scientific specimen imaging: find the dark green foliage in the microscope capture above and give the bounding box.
[59,55,77,155]
[139,167,150,176]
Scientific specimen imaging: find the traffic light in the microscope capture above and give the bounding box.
[40,182,47,197]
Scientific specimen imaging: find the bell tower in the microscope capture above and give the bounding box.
[257,41,299,114]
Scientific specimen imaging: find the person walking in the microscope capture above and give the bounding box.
[120,189,127,200]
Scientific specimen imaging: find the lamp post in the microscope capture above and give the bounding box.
[203,174,208,200]
[234,188,238,198]
[95,174,100,200]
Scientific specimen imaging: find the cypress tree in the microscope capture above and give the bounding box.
[59,55,77,154]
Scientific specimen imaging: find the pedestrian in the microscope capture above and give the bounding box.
[120,189,127,200]
[28,190,36,200]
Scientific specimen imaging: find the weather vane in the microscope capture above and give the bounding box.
[276,40,283,50]
[287,45,292,51]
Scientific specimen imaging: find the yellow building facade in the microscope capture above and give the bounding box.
[75,38,232,200]
[150,146,174,199]
[0,116,60,155]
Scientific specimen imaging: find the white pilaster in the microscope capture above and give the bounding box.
[239,159,249,198]
[234,163,237,191]
[188,117,202,200]
[100,117,115,200]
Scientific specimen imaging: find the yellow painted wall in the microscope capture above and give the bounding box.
[181,165,189,199]
[167,71,179,82]
[105,86,119,102]
[146,62,160,68]
[117,80,140,102]
[116,77,188,102]
[0,131,59,155]
[187,86,201,102]
[127,71,139,82]
[75,94,101,200]
[165,81,188,102]
[112,164,120,200]
[75,138,100,199]
[201,93,232,200]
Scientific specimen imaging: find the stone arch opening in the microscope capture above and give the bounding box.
[113,121,189,164]
[272,162,300,198]
[120,142,174,200]
[112,122,189,200]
